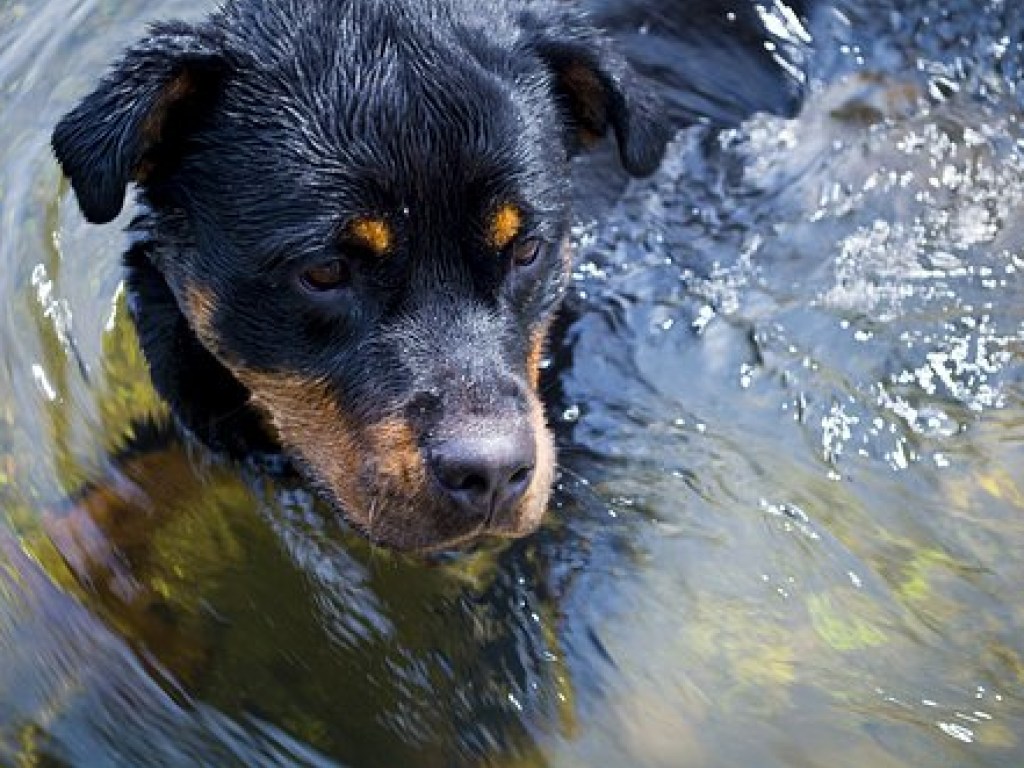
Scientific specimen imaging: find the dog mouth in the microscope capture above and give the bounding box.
[339,412,555,553]
[297,424,555,554]
[351,511,546,556]
[235,368,555,552]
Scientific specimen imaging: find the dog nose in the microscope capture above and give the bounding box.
[429,429,536,523]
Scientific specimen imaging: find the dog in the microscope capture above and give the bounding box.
[52,0,676,553]
[52,0,809,554]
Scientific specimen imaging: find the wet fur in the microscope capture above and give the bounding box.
[52,0,673,551]
[52,0,814,551]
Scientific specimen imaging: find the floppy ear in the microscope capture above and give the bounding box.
[523,12,672,177]
[52,22,227,224]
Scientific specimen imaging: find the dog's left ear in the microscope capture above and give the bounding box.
[52,21,227,224]
[522,11,672,177]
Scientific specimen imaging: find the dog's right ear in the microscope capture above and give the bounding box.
[520,9,672,178]
[52,22,227,224]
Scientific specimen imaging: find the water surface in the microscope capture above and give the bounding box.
[1,0,1022,765]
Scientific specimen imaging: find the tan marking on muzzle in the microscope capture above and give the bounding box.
[235,371,363,506]
[363,417,427,494]
[505,391,555,539]
[232,372,432,534]
[179,283,555,550]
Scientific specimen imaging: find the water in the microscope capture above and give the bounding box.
[2,1,1023,765]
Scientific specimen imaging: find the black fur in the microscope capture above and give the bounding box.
[52,0,806,551]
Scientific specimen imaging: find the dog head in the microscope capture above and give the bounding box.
[53,0,669,552]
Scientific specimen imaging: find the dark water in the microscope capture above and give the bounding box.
[2,1,1023,766]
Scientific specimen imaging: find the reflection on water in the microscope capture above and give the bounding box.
[2,0,1023,766]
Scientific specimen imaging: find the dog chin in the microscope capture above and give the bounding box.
[389,520,546,557]
[333,496,549,555]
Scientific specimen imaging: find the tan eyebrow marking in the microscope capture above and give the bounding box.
[349,217,392,256]
[490,203,522,250]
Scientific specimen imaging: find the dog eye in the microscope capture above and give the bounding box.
[300,259,351,292]
[509,238,542,269]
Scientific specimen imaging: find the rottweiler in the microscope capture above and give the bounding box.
[52,0,808,554]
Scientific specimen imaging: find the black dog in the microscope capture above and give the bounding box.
[52,0,674,553]
[52,0,807,553]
